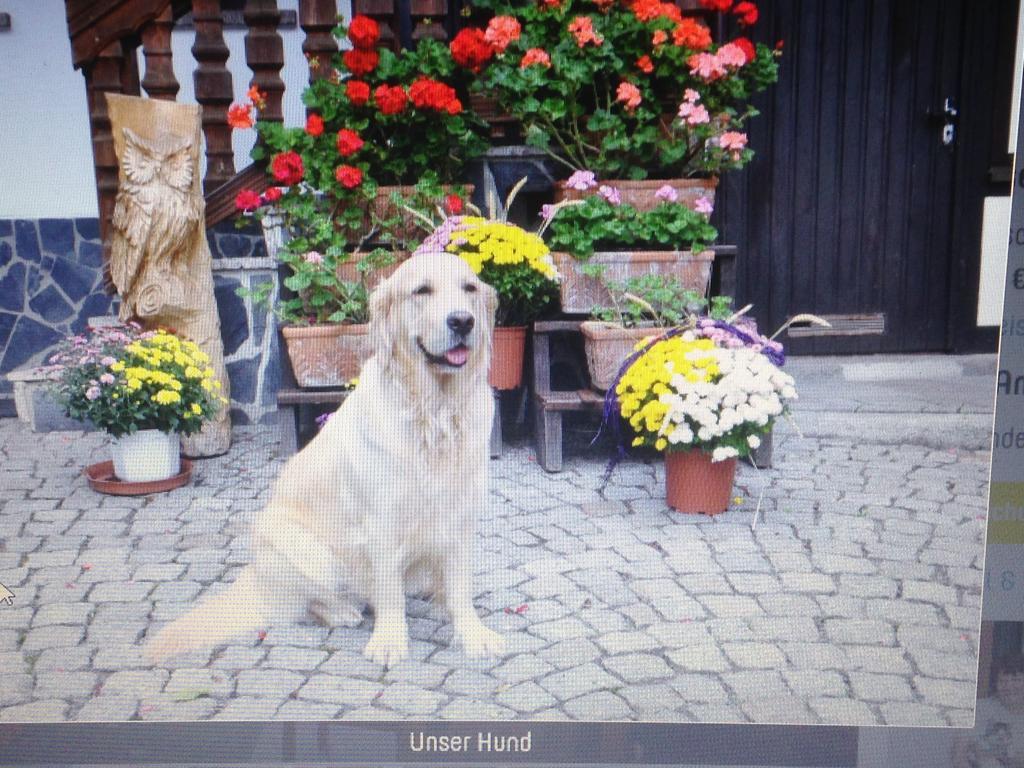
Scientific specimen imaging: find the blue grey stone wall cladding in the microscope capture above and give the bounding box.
[0,219,278,424]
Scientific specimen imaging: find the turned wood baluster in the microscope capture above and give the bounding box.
[140,5,180,100]
[243,0,286,125]
[192,0,236,191]
[83,41,126,262]
[298,0,339,86]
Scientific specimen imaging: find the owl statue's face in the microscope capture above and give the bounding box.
[121,128,194,193]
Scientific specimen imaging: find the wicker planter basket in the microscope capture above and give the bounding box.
[553,177,717,213]
[553,250,715,315]
[281,324,370,387]
[580,321,665,391]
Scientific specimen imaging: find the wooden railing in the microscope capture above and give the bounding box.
[65,0,716,259]
[63,0,443,250]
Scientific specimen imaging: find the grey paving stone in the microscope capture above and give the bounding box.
[74,695,139,721]
[603,653,674,683]
[377,682,445,715]
[494,681,558,713]
[666,644,731,673]
[538,663,621,701]
[809,697,880,725]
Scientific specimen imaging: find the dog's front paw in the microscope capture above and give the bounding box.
[363,626,409,668]
[459,622,506,658]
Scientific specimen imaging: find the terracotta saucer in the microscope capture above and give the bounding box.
[85,459,192,496]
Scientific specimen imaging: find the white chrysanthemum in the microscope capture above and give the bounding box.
[747,434,761,449]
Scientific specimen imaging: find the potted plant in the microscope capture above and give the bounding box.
[231,16,488,253]
[612,328,796,514]
[581,277,730,389]
[544,192,717,312]
[48,324,226,485]
[414,184,562,389]
[462,0,780,207]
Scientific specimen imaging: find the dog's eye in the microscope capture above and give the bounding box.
[463,283,478,293]
[413,284,433,296]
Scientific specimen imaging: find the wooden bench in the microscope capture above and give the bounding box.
[530,246,775,472]
[277,386,503,457]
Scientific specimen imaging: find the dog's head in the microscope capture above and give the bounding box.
[370,251,498,381]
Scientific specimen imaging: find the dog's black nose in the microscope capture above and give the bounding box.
[447,311,475,336]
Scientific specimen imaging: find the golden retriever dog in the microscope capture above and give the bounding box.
[144,251,506,667]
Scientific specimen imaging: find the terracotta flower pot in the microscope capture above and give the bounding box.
[664,449,738,515]
[552,250,715,315]
[489,326,527,390]
[580,321,665,391]
[553,177,717,213]
[281,324,370,387]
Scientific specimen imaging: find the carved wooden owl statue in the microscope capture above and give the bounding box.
[105,94,232,457]
[110,128,203,321]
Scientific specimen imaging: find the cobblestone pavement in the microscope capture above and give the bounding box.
[0,387,988,725]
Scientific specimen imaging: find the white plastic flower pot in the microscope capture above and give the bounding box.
[110,429,181,483]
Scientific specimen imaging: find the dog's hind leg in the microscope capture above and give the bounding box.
[254,509,337,590]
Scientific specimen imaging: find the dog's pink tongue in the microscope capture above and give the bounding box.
[446,346,469,366]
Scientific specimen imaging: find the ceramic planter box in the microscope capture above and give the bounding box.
[553,250,715,315]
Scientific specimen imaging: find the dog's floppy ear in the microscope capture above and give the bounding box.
[369,274,397,366]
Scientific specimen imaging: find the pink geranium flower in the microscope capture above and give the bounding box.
[304,251,325,265]
[520,47,551,69]
[677,101,710,125]
[566,170,598,190]
[695,196,714,214]
[598,185,622,205]
[568,16,603,48]
[616,81,642,111]
[716,43,748,69]
[655,185,678,202]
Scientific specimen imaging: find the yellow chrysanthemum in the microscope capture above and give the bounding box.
[153,389,181,405]
[190,403,202,415]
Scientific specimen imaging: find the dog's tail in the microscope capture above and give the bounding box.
[144,567,265,664]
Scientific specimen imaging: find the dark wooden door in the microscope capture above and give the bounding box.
[717,0,987,353]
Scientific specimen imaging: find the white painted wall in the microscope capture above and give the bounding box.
[0,0,350,219]
[0,0,98,218]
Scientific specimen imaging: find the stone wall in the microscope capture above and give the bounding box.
[0,218,279,424]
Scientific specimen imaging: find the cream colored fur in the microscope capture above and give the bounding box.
[144,252,505,667]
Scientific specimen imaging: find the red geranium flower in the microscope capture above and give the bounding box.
[450,28,494,72]
[630,0,681,23]
[235,189,261,211]
[336,128,364,157]
[343,48,379,76]
[636,55,654,74]
[409,77,461,114]
[271,151,304,186]
[374,84,408,115]
[335,164,363,189]
[305,114,324,136]
[673,18,712,50]
[733,36,756,64]
[446,194,464,215]
[699,0,732,10]
[227,103,254,129]
[346,80,371,106]
[261,187,283,204]
[733,1,758,26]
[348,15,380,49]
